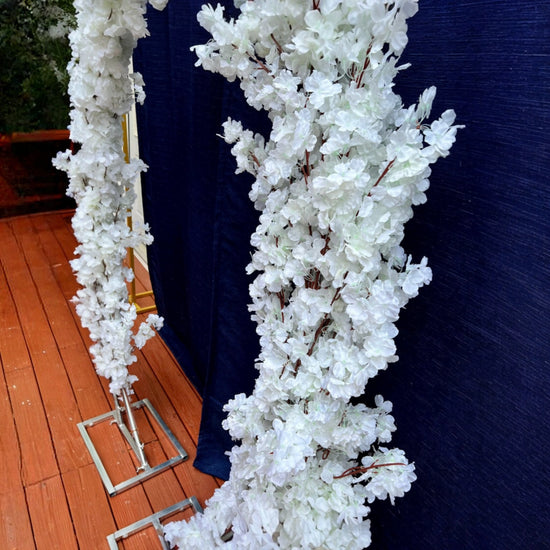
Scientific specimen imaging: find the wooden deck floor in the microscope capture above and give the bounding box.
[0,210,220,549]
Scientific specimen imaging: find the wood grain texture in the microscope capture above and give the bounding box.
[5,367,59,486]
[26,476,78,550]
[0,489,36,550]
[62,464,117,550]
[0,218,90,474]
[0,211,218,549]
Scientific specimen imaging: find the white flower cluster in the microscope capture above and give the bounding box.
[54,0,167,395]
[165,0,461,548]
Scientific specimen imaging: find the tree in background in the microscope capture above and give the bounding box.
[0,0,74,133]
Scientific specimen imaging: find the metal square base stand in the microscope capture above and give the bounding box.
[77,396,188,496]
[107,496,203,549]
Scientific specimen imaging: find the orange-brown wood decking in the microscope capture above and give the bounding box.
[0,210,221,549]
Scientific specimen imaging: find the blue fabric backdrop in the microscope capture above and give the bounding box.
[134,1,549,547]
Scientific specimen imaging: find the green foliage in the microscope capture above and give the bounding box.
[0,0,75,133]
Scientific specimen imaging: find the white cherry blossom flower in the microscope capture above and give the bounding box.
[54,0,168,395]
[165,0,460,547]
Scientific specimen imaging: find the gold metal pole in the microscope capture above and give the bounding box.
[122,114,157,314]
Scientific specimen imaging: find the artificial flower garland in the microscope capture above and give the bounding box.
[54,0,168,395]
[164,0,460,548]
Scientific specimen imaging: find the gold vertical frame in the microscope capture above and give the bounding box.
[122,114,157,314]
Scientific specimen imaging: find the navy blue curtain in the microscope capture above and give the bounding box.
[134,2,549,547]
[133,1,266,479]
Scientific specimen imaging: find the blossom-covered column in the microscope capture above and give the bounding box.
[54,0,168,396]
[164,0,460,548]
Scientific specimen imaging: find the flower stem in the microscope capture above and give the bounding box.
[334,462,406,479]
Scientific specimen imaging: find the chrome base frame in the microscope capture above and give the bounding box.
[106,496,203,549]
[77,392,188,496]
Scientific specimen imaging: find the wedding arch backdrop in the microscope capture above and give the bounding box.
[133,1,549,548]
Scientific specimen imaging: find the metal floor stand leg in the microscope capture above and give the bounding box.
[106,496,203,549]
[77,389,188,496]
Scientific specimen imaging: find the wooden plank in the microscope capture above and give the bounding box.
[40,213,79,302]
[29,213,70,268]
[62,463,117,550]
[83,416,147,490]
[131,256,150,289]
[0,261,32,372]
[26,476,78,550]
[171,454,222,508]
[10,129,70,143]
[81,418,157,531]
[19,217,81,353]
[43,210,77,265]
[0,220,90,473]
[132,355,198,455]
[130,354,220,506]
[12,344,89,476]
[108,441,187,550]
[71,413,162,547]
[0,212,221,549]
[120,527,161,550]
[52,339,111,422]
[28,214,114,420]
[140,336,203,443]
[0,489,36,550]
[0,340,36,550]
[5,367,59,486]
[41,214,103,372]
[140,440,187,512]
[109,485,156,550]
[8,215,96,443]
[122,230,222,501]
[0,356,26,494]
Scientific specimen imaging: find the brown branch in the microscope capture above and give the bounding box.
[369,158,395,195]
[305,267,321,290]
[243,46,270,73]
[355,44,373,88]
[307,316,331,357]
[330,272,348,307]
[301,164,309,186]
[300,150,312,186]
[232,43,271,74]
[251,55,270,73]
[320,234,330,255]
[294,277,346,375]
[277,290,285,322]
[271,33,283,54]
[313,268,321,289]
[330,287,342,306]
[250,152,261,167]
[334,462,406,479]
